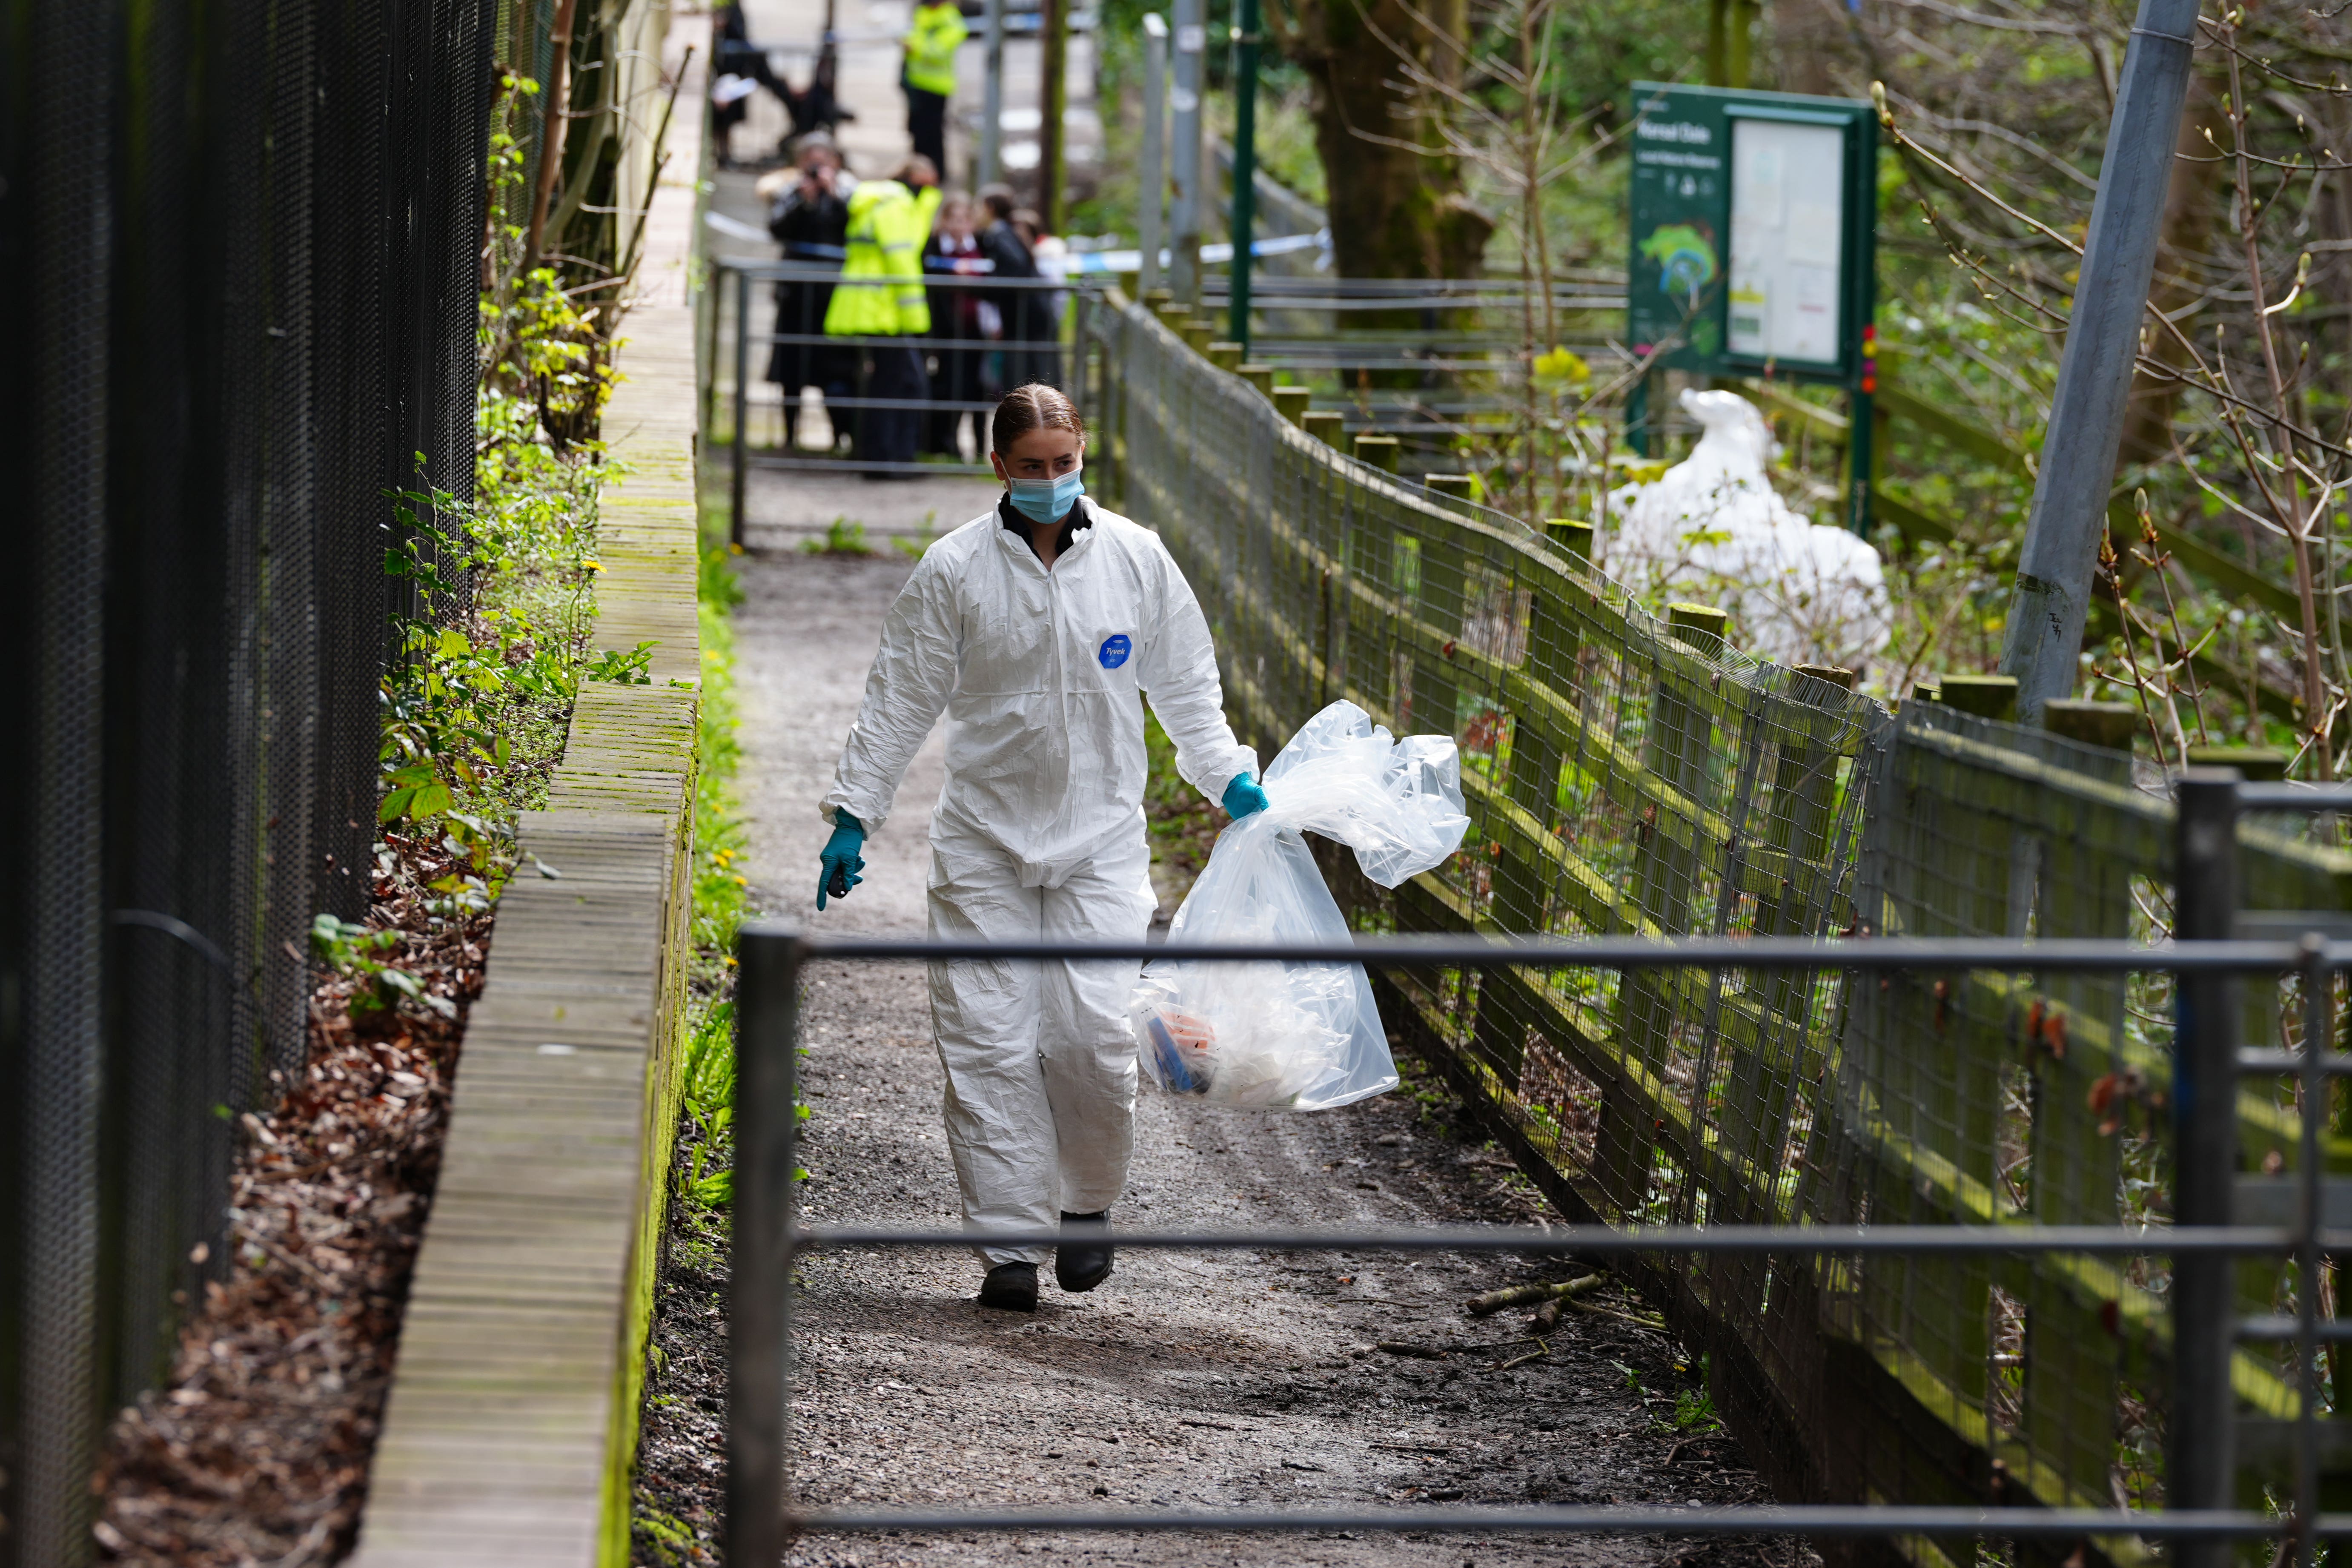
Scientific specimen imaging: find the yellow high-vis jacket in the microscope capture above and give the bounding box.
[903,0,967,97]
[824,181,933,337]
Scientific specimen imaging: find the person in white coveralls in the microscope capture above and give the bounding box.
[816,383,1272,1312]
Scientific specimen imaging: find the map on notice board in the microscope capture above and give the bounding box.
[1626,95,1727,364]
[1727,118,1846,366]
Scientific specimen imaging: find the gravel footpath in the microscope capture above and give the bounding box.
[631,535,1791,1568]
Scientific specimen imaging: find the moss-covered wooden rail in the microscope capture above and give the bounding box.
[1078,290,2352,1563]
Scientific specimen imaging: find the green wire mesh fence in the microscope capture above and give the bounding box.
[1073,289,2352,1544]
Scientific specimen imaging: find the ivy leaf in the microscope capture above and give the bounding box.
[405,781,455,820]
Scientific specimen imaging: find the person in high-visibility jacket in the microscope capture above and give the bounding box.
[825,159,939,473]
[902,0,966,174]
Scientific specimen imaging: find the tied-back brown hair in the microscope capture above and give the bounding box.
[990,383,1087,456]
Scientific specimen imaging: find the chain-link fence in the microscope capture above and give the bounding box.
[0,0,500,1559]
[1073,290,2352,1547]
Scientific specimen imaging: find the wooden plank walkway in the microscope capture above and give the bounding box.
[351,23,708,1568]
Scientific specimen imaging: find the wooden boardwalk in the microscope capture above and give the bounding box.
[352,23,707,1568]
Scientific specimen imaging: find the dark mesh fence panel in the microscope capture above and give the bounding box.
[2,0,497,1557]
[10,0,115,1555]
[316,0,398,927]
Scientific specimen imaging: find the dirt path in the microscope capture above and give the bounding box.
[631,531,1786,1567]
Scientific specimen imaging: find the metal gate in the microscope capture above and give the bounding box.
[726,776,2352,1568]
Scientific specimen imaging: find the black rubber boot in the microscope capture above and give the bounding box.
[977,1261,1038,1312]
[1056,1211,1114,1293]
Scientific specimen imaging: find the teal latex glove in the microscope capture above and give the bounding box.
[817,813,865,909]
[1221,774,1270,820]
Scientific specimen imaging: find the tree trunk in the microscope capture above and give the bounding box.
[2118,67,2221,467]
[1771,0,1851,96]
[1267,0,1492,279]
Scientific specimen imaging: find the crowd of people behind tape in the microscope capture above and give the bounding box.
[759,137,1069,475]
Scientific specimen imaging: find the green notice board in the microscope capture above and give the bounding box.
[1626,82,1878,389]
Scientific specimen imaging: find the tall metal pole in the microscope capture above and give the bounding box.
[730,265,750,550]
[978,0,1004,188]
[1138,14,1169,293]
[2170,770,2241,1568]
[1226,0,1261,352]
[726,932,807,1568]
[1168,0,1206,307]
[1040,0,1067,235]
[1994,0,2201,721]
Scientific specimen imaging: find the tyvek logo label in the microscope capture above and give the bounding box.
[1098,634,1133,669]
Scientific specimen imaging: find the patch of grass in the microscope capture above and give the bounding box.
[661,531,793,1221]
[1669,1385,1723,1433]
[894,508,943,559]
[688,556,750,972]
[630,1496,703,1568]
[802,516,874,556]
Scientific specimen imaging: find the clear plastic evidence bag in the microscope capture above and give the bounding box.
[1130,700,1470,1110]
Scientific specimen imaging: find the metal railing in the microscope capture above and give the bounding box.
[700,258,1662,540]
[705,257,1102,538]
[724,775,2352,1568]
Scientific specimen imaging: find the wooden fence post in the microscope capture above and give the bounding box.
[1469,526,1594,1097]
[2041,698,2137,751]
[1724,664,1855,1183]
[1596,603,1726,1213]
[1423,473,1473,508]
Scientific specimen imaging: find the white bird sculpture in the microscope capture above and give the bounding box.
[1604,388,1892,671]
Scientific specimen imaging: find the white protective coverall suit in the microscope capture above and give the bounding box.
[824,496,1256,1265]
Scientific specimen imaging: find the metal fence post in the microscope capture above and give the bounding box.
[1138,15,1168,295]
[731,264,750,550]
[1226,0,1261,353]
[728,931,807,1568]
[1994,0,2201,720]
[979,0,1004,188]
[1168,0,1205,308]
[2172,769,2241,1568]
[701,266,720,449]
[2293,932,2329,1568]
[1040,0,1068,233]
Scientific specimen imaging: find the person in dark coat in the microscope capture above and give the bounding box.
[1010,209,1066,389]
[923,192,991,458]
[713,3,854,166]
[713,3,791,167]
[977,185,1053,391]
[766,141,852,451]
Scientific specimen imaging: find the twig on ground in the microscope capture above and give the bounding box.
[1464,1271,1606,1317]
[1494,1338,1553,1372]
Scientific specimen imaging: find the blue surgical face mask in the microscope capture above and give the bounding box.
[1006,466,1085,526]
